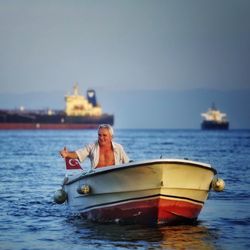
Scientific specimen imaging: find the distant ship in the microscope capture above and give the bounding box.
[201,104,229,130]
[0,84,114,129]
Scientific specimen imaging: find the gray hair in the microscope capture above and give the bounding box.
[98,124,114,137]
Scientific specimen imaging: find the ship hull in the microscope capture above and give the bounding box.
[0,111,114,130]
[201,121,229,130]
[0,123,102,130]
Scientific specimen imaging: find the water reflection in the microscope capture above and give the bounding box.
[67,216,219,249]
[158,225,217,250]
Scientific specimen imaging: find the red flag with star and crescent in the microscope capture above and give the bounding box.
[65,157,83,170]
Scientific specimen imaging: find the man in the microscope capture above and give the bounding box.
[59,124,129,168]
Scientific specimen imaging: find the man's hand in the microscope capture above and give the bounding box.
[60,147,68,158]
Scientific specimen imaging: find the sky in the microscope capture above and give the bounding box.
[0,0,250,128]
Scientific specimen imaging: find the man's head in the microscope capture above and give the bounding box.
[98,124,114,147]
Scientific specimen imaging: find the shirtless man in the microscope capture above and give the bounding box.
[59,124,129,168]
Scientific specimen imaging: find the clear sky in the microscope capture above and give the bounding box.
[0,0,250,128]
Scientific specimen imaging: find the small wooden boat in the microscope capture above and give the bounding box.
[54,159,225,225]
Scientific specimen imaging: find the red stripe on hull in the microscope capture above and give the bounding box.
[81,197,203,225]
[0,123,99,130]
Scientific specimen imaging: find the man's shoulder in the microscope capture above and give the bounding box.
[112,142,124,150]
[84,141,98,150]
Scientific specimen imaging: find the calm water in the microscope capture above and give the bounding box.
[0,129,250,250]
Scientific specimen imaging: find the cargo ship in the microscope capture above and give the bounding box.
[201,104,229,130]
[0,84,114,129]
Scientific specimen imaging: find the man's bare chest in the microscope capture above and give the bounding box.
[97,148,115,167]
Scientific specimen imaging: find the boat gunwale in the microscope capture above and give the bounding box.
[65,159,217,185]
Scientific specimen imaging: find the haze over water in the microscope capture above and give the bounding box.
[1,1,250,129]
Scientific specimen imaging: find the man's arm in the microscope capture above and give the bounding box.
[60,147,79,159]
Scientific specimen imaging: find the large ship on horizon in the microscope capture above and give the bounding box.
[0,84,114,130]
[201,104,229,130]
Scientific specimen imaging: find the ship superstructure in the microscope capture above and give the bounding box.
[201,104,229,130]
[0,84,114,129]
[65,84,102,117]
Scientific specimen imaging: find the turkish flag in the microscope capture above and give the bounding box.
[65,157,82,170]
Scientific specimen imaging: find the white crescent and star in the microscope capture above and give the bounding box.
[69,159,79,167]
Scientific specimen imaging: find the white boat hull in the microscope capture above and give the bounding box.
[62,159,217,225]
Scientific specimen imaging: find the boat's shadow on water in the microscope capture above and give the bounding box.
[66,215,220,249]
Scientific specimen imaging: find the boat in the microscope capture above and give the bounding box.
[201,104,229,130]
[0,84,114,129]
[54,158,225,225]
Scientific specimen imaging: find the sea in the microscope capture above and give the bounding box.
[0,129,250,250]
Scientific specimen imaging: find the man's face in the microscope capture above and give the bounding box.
[98,128,112,147]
